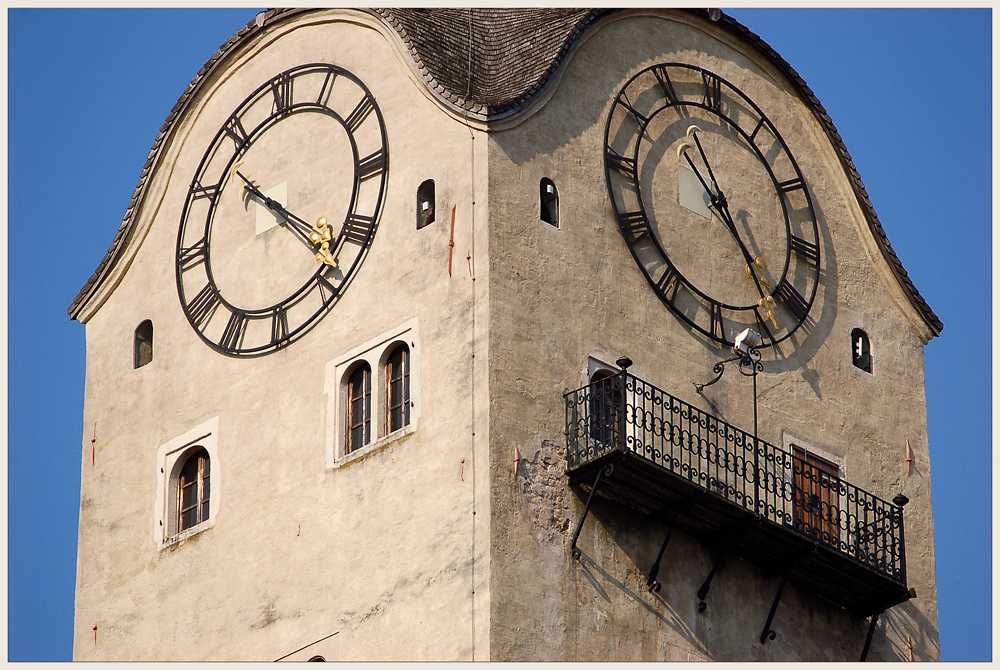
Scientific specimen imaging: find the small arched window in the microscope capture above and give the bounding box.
[540,177,559,227]
[417,180,435,229]
[385,344,411,433]
[134,320,153,368]
[589,370,621,446]
[851,328,872,373]
[177,448,210,532]
[346,363,372,453]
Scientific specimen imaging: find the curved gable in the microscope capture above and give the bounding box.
[68,7,940,338]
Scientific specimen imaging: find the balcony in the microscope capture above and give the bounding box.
[564,369,913,635]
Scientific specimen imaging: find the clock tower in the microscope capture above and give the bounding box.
[71,9,941,661]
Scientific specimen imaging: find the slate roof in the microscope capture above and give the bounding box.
[68,8,941,338]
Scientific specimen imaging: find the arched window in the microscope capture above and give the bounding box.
[385,344,410,433]
[177,448,210,532]
[417,179,435,229]
[540,177,559,227]
[346,363,372,453]
[851,328,872,373]
[589,370,621,447]
[134,320,153,368]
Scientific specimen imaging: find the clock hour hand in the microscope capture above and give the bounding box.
[229,165,337,266]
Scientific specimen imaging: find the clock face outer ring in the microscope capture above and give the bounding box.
[603,62,820,348]
[175,63,389,357]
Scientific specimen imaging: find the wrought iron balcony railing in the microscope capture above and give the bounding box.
[565,369,911,623]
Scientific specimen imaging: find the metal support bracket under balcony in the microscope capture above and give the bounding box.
[645,493,705,593]
[697,519,751,612]
[759,543,819,644]
[857,587,915,660]
[570,462,615,560]
[860,611,882,662]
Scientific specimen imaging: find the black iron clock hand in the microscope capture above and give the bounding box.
[688,127,724,197]
[679,131,769,300]
[230,167,318,248]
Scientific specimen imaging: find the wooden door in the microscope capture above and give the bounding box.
[792,446,840,546]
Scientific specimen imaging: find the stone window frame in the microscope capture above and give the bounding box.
[325,318,420,468]
[154,416,220,548]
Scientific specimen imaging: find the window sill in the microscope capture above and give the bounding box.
[331,424,415,469]
[159,519,213,550]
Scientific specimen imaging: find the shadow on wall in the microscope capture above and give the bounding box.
[575,549,712,660]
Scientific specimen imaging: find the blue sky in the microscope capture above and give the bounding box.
[7,8,991,662]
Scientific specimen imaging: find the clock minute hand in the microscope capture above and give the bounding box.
[687,126,723,196]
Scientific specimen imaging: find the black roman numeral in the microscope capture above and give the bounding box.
[702,71,722,112]
[709,302,725,340]
[191,180,219,200]
[271,306,289,346]
[219,310,248,351]
[345,94,375,133]
[188,284,221,330]
[651,65,678,105]
[748,117,765,142]
[776,279,809,320]
[655,265,681,303]
[271,72,293,113]
[356,149,385,182]
[223,115,248,150]
[317,68,337,106]
[606,147,636,179]
[316,274,339,303]
[789,235,820,265]
[178,238,207,273]
[778,177,806,193]
[342,214,374,244]
[618,211,651,241]
[618,96,648,127]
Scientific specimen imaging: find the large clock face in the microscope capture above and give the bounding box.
[175,63,388,357]
[604,63,820,348]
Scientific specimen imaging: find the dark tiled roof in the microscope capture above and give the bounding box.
[372,8,616,118]
[68,8,941,338]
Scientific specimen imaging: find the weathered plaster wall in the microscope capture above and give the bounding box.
[486,10,938,661]
[74,10,491,661]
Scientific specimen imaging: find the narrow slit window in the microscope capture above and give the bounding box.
[540,177,559,227]
[134,320,153,368]
[386,344,411,433]
[346,363,372,453]
[851,328,872,373]
[417,180,435,229]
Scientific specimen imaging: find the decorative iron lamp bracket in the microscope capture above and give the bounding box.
[693,347,763,394]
